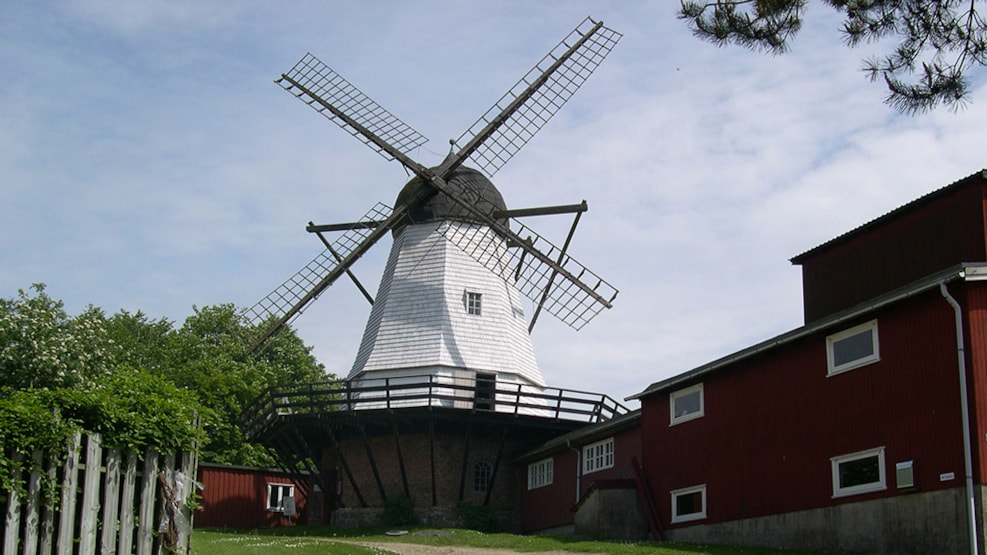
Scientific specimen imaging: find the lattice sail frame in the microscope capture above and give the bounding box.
[245,203,392,328]
[456,17,621,177]
[438,218,618,330]
[277,54,428,162]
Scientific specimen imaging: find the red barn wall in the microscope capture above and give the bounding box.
[962,283,987,482]
[195,464,309,528]
[521,426,641,533]
[796,178,987,322]
[640,289,966,527]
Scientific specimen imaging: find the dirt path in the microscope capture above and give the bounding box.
[346,542,598,555]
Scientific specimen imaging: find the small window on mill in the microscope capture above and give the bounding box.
[474,461,492,493]
[467,291,482,316]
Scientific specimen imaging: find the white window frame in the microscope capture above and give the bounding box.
[831,446,886,498]
[266,483,294,512]
[527,458,554,490]
[671,484,707,523]
[582,438,614,474]
[466,291,482,316]
[826,320,880,376]
[669,383,704,425]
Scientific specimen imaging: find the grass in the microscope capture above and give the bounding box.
[191,526,823,555]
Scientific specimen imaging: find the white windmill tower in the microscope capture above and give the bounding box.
[346,165,544,411]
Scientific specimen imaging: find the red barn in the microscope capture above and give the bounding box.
[630,170,987,554]
[195,463,319,528]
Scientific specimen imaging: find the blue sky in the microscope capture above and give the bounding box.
[2,1,986,403]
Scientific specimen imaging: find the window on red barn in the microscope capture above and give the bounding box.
[671,484,706,523]
[266,483,295,512]
[527,458,553,490]
[582,438,614,474]
[669,383,704,425]
[831,447,886,498]
[826,320,880,376]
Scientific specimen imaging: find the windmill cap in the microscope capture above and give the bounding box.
[394,166,508,234]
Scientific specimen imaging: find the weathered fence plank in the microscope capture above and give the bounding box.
[79,433,103,555]
[100,448,122,555]
[117,451,138,555]
[23,450,44,555]
[135,449,158,555]
[38,454,57,555]
[3,453,23,555]
[56,433,81,555]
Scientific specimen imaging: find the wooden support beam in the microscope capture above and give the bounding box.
[392,421,411,500]
[359,424,388,502]
[457,421,474,503]
[321,423,366,508]
[483,426,509,507]
[429,416,437,507]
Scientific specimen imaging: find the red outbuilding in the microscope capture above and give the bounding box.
[630,169,987,554]
[195,462,321,529]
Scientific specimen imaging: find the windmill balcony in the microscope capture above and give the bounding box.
[240,375,628,443]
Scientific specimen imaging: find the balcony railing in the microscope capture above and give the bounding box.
[241,374,629,440]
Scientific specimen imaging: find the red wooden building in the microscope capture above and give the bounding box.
[195,462,320,529]
[517,410,645,538]
[630,169,987,554]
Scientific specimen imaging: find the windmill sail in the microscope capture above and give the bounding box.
[276,54,428,165]
[245,202,395,352]
[438,216,617,330]
[449,17,622,177]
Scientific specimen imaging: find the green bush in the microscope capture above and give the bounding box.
[458,502,500,532]
[381,495,420,526]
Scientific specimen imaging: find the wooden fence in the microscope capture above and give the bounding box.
[2,432,198,555]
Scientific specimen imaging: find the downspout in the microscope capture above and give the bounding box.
[940,281,979,555]
[567,441,581,504]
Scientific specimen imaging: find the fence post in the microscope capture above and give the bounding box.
[56,432,82,555]
[38,453,57,555]
[117,451,138,555]
[22,450,44,555]
[3,452,24,555]
[79,433,102,555]
[100,448,122,555]
[135,449,158,555]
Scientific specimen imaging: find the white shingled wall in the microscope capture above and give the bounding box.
[348,221,543,387]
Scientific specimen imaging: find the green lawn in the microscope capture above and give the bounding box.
[191,526,822,555]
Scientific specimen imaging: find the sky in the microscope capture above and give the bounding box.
[2,1,986,405]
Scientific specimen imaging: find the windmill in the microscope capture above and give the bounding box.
[246,17,620,393]
[239,17,629,524]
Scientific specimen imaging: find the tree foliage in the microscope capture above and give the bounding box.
[0,284,115,390]
[679,0,987,113]
[1,285,330,467]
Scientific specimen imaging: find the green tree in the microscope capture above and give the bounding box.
[107,304,329,465]
[2,286,330,467]
[0,284,115,389]
[679,0,987,113]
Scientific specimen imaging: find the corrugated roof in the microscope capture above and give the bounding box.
[790,169,987,264]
